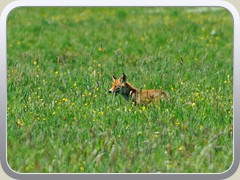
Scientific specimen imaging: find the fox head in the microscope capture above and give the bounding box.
[108,73,127,96]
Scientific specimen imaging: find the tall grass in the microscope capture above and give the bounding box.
[7,7,233,173]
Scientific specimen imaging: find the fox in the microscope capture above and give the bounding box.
[108,73,168,105]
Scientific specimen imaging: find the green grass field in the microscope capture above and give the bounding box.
[7,7,233,173]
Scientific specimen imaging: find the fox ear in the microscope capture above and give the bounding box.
[112,75,117,80]
[120,73,126,82]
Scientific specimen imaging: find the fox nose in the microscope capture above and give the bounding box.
[108,90,113,93]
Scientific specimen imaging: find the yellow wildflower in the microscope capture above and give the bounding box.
[98,47,104,52]
[62,98,68,102]
[17,120,24,127]
[175,122,180,126]
[178,146,184,151]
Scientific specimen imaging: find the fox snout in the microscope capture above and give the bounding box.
[108,87,120,96]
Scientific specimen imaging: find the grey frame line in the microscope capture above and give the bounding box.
[0,0,239,180]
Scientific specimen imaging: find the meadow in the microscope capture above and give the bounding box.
[7,7,233,173]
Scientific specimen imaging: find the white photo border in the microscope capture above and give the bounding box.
[0,0,239,179]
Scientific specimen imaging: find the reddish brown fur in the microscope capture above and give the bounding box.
[109,73,168,105]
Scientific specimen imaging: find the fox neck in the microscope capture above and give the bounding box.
[120,82,139,101]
